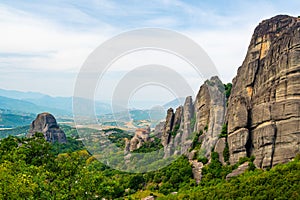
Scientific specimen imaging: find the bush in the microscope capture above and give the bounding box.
[224,83,232,99]
[204,124,208,131]
[163,157,300,200]
[171,124,180,136]
[223,141,230,163]
[191,131,203,149]
[219,123,228,138]
[248,162,256,171]
[198,157,208,164]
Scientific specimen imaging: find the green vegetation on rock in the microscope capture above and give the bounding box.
[223,141,230,163]
[219,123,228,138]
[224,83,232,99]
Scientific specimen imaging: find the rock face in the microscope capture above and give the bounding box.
[153,121,165,138]
[180,96,194,150]
[226,15,300,168]
[157,76,226,159]
[226,162,249,180]
[173,96,194,156]
[154,15,300,174]
[191,160,204,184]
[194,76,226,158]
[159,96,195,157]
[125,127,150,152]
[214,138,226,165]
[28,112,67,143]
[161,108,174,147]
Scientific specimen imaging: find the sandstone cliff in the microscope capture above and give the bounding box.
[152,15,300,175]
[226,15,300,168]
[156,76,226,160]
[194,76,226,157]
[27,112,67,143]
[159,96,194,158]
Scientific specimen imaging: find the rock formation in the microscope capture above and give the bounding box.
[154,76,226,163]
[194,76,226,157]
[226,15,300,168]
[179,96,194,154]
[214,138,226,165]
[153,15,300,179]
[159,96,194,157]
[27,112,67,143]
[153,121,165,138]
[125,126,150,152]
[226,162,249,180]
[191,160,203,184]
[161,108,174,147]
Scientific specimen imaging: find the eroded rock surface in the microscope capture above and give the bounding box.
[214,138,226,165]
[125,126,150,152]
[227,15,300,168]
[194,76,226,158]
[226,162,249,180]
[159,77,226,159]
[28,112,67,143]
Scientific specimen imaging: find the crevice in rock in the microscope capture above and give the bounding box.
[245,109,253,157]
[270,122,278,167]
[167,114,175,144]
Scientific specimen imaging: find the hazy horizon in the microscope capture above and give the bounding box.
[1,0,300,108]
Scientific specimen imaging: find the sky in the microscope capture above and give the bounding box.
[0,0,299,108]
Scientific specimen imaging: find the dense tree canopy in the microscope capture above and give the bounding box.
[0,133,299,199]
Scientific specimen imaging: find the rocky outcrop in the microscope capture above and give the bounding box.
[194,76,226,158]
[191,160,203,184]
[178,96,194,155]
[142,196,155,200]
[154,15,300,173]
[158,77,226,159]
[214,138,226,165]
[172,106,182,132]
[226,162,249,180]
[181,97,194,139]
[226,15,300,168]
[153,121,165,138]
[161,108,174,147]
[125,126,150,152]
[27,112,67,143]
[160,96,194,157]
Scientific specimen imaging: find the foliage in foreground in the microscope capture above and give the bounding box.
[161,155,300,200]
[0,134,299,199]
[0,134,192,199]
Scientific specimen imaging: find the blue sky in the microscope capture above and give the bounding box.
[0,0,299,107]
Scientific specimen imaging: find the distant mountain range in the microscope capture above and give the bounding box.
[0,88,185,128]
[0,109,35,128]
[163,97,186,109]
[0,89,114,117]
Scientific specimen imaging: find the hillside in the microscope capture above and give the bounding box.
[0,110,35,128]
[0,133,299,199]
[0,96,69,117]
[0,89,115,116]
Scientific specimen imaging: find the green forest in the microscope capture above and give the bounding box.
[0,132,299,199]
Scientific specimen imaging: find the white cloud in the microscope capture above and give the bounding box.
[184,28,254,83]
[0,4,114,72]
